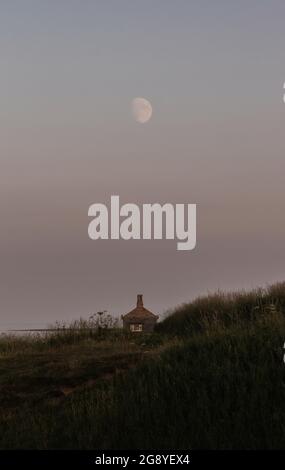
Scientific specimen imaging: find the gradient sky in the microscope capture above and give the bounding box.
[0,1,285,330]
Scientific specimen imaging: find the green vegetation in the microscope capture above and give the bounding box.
[157,282,285,337]
[0,283,285,449]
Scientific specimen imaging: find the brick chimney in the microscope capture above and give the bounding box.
[137,294,143,307]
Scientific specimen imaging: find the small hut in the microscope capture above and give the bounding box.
[122,295,158,333]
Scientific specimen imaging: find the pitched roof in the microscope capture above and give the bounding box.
[122,295,158,321]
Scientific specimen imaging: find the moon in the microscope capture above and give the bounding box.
[132,97,153,123]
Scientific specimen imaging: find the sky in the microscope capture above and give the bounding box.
[0,1,285,330]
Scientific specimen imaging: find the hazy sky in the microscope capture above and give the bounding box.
[0,1,285,330]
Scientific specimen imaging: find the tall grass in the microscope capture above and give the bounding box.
[0,313,122,356]
[156,282,285,337]
[0,314,284,449]
[0,282,285,449]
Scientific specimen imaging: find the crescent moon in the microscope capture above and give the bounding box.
[132,97,153,124]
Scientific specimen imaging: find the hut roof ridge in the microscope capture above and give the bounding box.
[122,305,157,319]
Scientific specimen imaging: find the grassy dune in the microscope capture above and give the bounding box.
[0,283,285,449]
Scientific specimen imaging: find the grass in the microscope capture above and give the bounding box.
[0,282,285,449]
[156,282,285,337]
